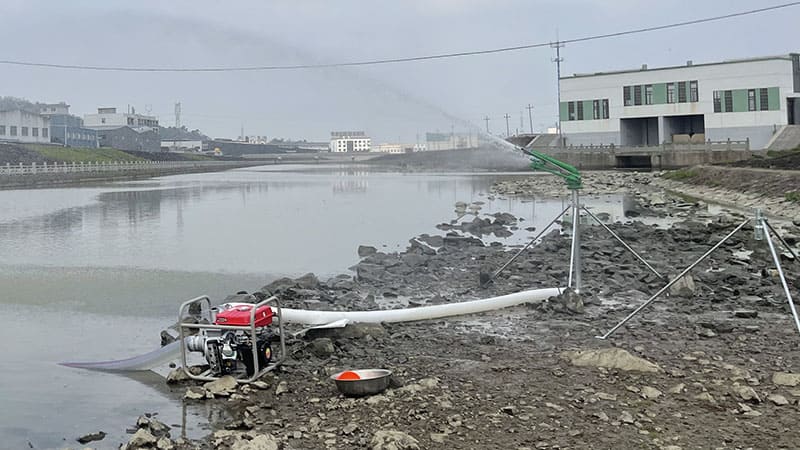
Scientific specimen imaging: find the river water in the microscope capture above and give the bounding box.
[0,165,635,449]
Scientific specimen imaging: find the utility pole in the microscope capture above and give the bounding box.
[526,104,534,134]
[174,102,181,128]
[504,113,511,137]
[551,37,565,147]
[483,116,490,134]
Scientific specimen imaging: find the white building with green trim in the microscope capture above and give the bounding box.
[559,54,800,149]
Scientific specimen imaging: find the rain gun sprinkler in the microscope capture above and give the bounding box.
[480,146,664,291]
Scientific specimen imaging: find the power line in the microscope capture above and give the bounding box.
[0,2,797,73]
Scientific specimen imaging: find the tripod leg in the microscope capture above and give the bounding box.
[582,206,665,280]
[596,218,750,340]
[762,219,800,335]
[764,219,799,263]
[481,205,570,287]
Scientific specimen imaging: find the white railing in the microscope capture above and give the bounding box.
[0,160,245,176]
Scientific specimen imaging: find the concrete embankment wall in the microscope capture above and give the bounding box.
[366,146,756,171]
[0,162,264,189]
[547,148,757,170]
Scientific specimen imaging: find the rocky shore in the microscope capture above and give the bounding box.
[73,171,800,450]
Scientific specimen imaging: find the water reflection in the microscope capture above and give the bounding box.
[0,167,634,275]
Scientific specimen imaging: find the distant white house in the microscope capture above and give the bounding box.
[0,109,51,144]
[84,107,159,131]
[330,131,371,152]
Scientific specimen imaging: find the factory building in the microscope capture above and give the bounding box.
[0,108,51,144]
[559,54,800,149]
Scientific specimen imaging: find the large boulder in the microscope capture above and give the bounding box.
[358,245,378,257]
[562,348,661,373]
[295,273,320,290]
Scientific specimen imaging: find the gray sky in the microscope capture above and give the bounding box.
[1,0,797,142]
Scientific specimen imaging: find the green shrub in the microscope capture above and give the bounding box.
[25,145,144,163]
[786,191,800,202]
[663,168,698,181]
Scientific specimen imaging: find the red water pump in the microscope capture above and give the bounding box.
[178,296,285,382]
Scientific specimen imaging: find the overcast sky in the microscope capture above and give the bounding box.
[1,0,797,142]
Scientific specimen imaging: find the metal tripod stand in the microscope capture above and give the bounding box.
[482,189,664,293]
[597,209,799,339]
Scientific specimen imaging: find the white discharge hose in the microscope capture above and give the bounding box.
[60,287,562,371]
[279,287,563,324]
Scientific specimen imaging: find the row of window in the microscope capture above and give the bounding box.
[565,99,610,121]
[0,126,48,138]
[623,81,699,106]
[712,88,772,113]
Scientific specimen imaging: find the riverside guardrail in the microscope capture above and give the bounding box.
[0,160,247,176]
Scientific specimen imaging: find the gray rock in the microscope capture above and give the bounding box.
[127,428,157,449]
[768,394,790,406]
[773,372,800,387]
[732,385,761,403]
[204,375,238,396]
[371,430,420,450]
[260,277,296,294]
[184,386,207,400]
[358,245,378,257]
[166,367,190,384]
[275,381,289,396]
[77,431,106,444]
[295,272,320,289]
[669,274,696,297]
[310,338,335,357]
[561,348,661,373]
[734,310,758,319]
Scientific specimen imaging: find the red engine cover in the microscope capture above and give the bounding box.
[215,304,273,327]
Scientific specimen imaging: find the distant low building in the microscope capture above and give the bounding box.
[330,131,371,152]
[374,143,424,153]
[97,126,160,152]
[40,102,98,148]
[425,132,481,151]
[84,107,159,131]
[0,108,51,144]
[161,139,205,153]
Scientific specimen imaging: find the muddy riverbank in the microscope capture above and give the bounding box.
[86,172,800,450]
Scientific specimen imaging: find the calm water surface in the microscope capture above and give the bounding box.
[0,165,633,449]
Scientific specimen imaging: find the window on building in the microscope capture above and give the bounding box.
[0,125,5,135]
[678,82,687,103]
[633,85,642,106]
[713,91,722,112]
[592,100,600,119]
[748,89,756,111]
[32,127,38,137]
[42,128,48,138]
[576,101,584,120]
[568,102,576,121]
[10,126,17,136]
[602,99,609,119]
[644,85,653,105]
[623,86,632,106]
[724,90,733,112]
[667,83,675,103]
[690,81,699,102]
[759,88,769,111]
[21,127,28,136]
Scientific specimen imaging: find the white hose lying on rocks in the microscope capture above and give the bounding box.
[279,287,564,325]
[60,287,562,371]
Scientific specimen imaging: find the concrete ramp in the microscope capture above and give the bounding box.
[767,125,800,151]
[528,134,560,149]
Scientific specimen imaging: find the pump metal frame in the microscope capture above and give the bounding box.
[596,212,799,339]
[177,295,286,383]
